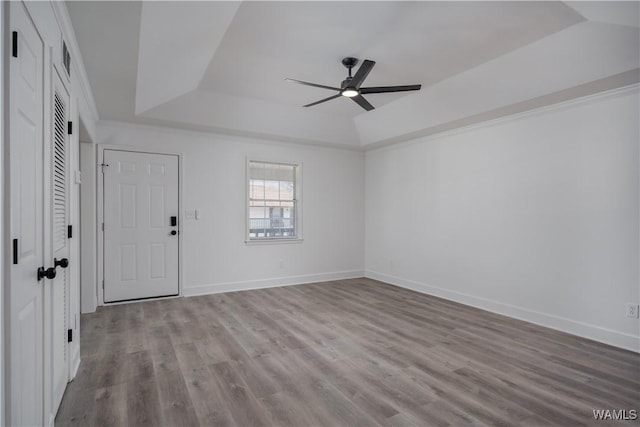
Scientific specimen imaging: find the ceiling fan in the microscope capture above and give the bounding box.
[286,57,422,111]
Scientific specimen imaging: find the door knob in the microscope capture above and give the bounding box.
[170,230,177,236]
[54,258,69,268]
[37,266,57,281]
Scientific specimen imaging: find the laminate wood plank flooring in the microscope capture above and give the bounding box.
[56,278,639,426]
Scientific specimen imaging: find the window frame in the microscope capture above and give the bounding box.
[245,158,303,244]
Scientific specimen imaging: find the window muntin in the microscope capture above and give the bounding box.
[248,161,300,240]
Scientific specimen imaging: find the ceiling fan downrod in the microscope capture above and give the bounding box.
[341,57,358,77]
[341,57,358,88]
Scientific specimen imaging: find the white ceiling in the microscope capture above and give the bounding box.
[67,1,639,148]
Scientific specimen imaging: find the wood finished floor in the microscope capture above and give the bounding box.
[56,278,639,427]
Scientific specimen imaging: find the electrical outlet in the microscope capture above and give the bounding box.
[626,303,639,319]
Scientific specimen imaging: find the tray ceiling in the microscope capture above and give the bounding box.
[67,1,639,148]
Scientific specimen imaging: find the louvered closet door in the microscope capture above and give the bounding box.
[48,70,70,416]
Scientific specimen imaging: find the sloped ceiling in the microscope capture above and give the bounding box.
[67,1,639,148]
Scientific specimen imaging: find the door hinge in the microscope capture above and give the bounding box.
[67,329,73,343]
[67,225,72,239]
[102,279,105,289]
[12,31,18,57]
[67,121,73,135]
[12,239,18,265]
[102,222,104,231]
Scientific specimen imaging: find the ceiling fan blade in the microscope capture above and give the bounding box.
[351,95,375,111]
[303,94,342,107]
[350,60,375,89]
[360,84,422,94]
[285,78,341,92]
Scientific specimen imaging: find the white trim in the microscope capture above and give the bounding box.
[92,293,181,307]
[69,351,80,380]
[365,270,640,353]
[367,83,640,155]
[96,144,184,306]
[183,270,365,297]
[42,38,54,427]
[0,2,5,424]
[66,90,81,383]
[244,238,304,246]
[96,82,638,154]
[50,2,98,123]
[99,119,364,152]
[245,157,303,244]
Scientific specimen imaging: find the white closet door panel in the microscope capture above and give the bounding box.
[9,3,44,425]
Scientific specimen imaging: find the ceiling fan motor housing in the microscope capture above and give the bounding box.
[341,57,359,70]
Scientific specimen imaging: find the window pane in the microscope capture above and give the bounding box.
[249,179,264,200]
[265,180,279,200]
[280,181,294,200]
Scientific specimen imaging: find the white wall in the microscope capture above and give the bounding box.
[89,121,365,302]
[366,86,640,352]
[79,142,97,313]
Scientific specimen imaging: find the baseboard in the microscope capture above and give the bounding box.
[182,270,365,297]
[365,270,640,353]
[69,347,81,380]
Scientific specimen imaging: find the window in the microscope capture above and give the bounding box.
[247,160,301,241]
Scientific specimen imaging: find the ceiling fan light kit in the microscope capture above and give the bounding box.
[342,88,359,98]
[286,57,422,111]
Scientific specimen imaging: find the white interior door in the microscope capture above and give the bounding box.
[9,2,45,425]
[46,68,70,419]
[103,150,179,302]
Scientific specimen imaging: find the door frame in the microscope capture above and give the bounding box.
[96,144,183,306]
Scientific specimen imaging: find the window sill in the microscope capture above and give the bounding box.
[245,238,304,246]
